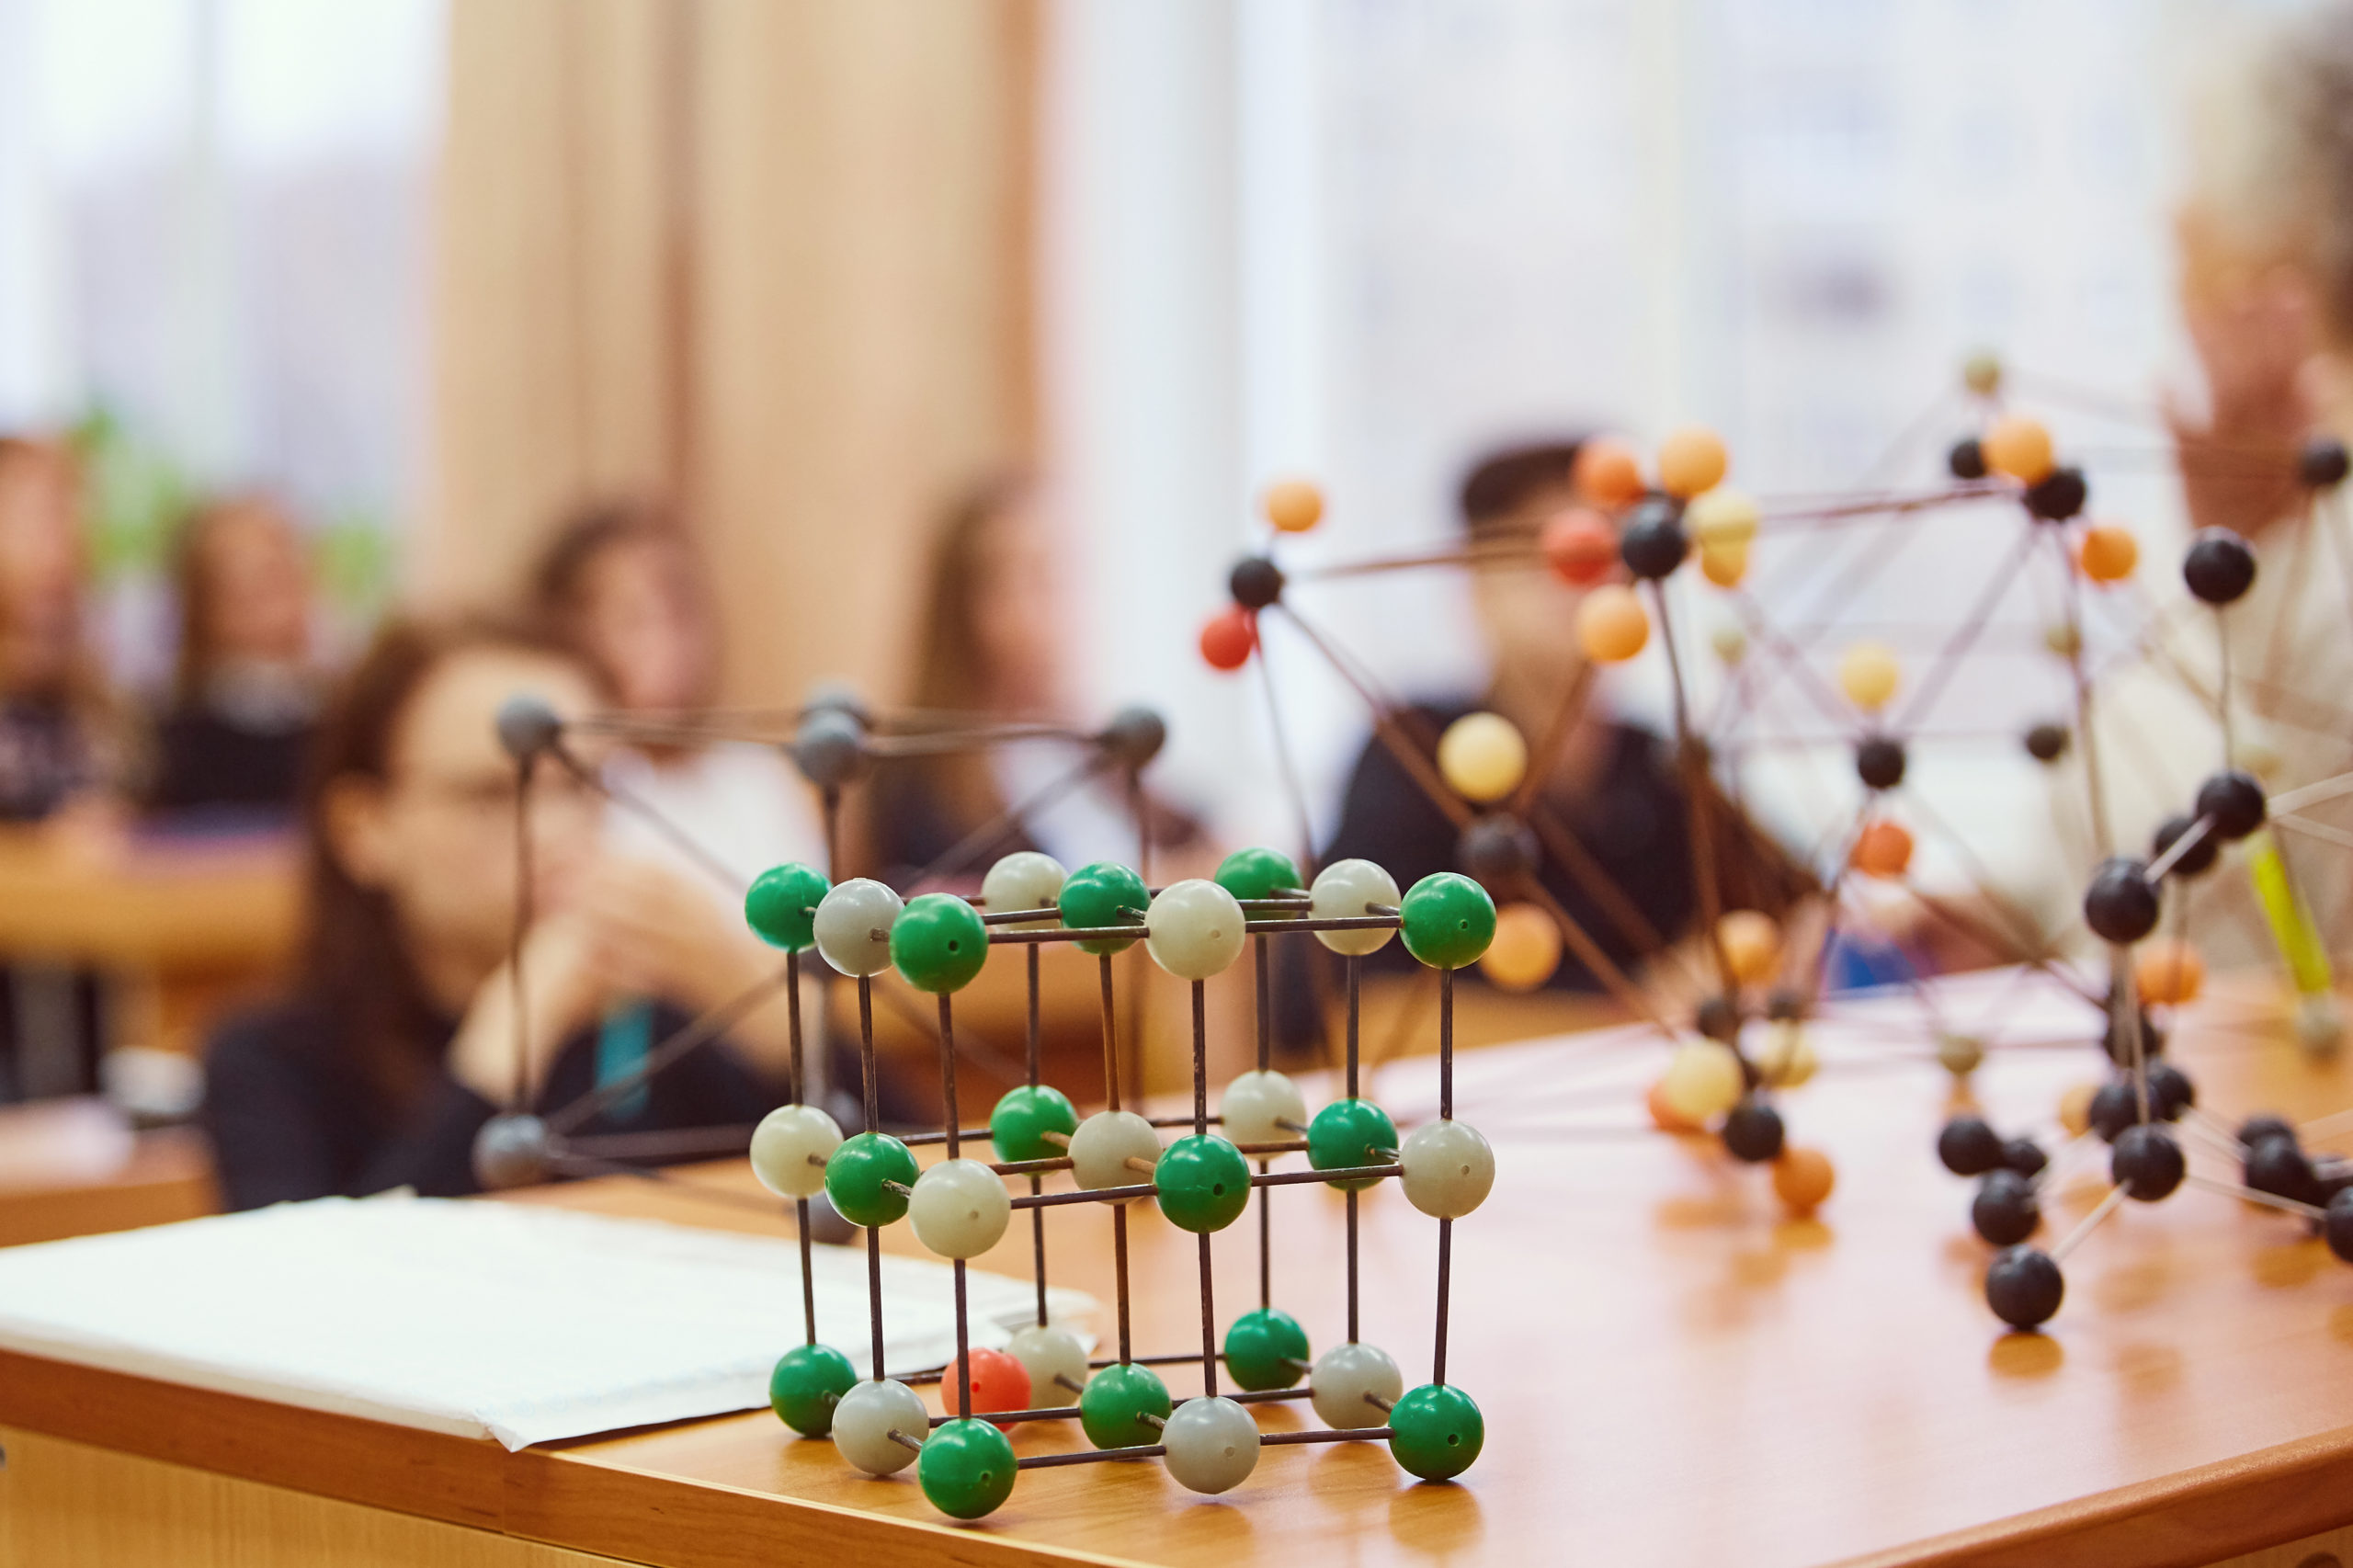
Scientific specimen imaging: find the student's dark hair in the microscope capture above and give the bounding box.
[294,614,580,1109]
[1456,440,1587,533]
[169,492,295,703]
[527,496,715,713]
[901,471,1036,841]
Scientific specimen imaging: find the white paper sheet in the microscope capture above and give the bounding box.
[0,1195,1094,1449]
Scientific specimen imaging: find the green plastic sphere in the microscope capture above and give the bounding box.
[1222,1307,1310,1391]
[1309,1098,1398,1190]
[917,1416,1018,1519]
[745,863,830,951]
[990,1084,1079,1164]
[1058,861,1150,955]
[824,1132,919,1226]
[1215,846,1303,905]
[1388,1382,1483,1481]
[768,1342,858,1436]
[1078,1360,1171,1449]
[1154,1133,1253,1233]
[1399,872,1496,970]
[890,892,991,994]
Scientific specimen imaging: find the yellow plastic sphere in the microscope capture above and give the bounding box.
[1577,585,1650,663]
[1982,414,2055,483]
[1657,426,1730,500]
[1699,540,1749,588]
[1716,910,1781,985]
[2076,523,2138,584]
[1773,1146,1836,1215]
[1479,903,1562,992]
[2134,937,2205,1006]
[1660,1040,1745,1123]
[1436,711,1528,804]
[1686,485,1760,547]
[1711,622,1747,665]
[1961,351,2003,398]
[1263,479,1324,534]
[1754,1020,1817,1088]
[1836,641,1901,713]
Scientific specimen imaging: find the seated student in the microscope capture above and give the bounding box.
[0,437,122,825]
[531,500,824,885]
[148,494,323,818]
[202,617,792,1210]
[1284,441,1802,1037]
[869,473,1200,885]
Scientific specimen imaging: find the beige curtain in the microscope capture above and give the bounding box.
[425,0,1037,706]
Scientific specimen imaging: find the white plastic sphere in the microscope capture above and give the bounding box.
[1310,859,1400,956]
[1162,1394,1261,1494]
[1069,1110,1161,1195]
[908,1158,1011,1258]
[813,878,903,976]
[1006,1323,1090,1401]
[1219,1069,1308,1146]
[1399,1119,1495,1219]
[748,1103,843,1199]
[832,1379,927,1473]
[1660,1039,1745,1122]
[981,851,1067,926]
[1145,879,1248,981]
[1309,1342,1403,1429]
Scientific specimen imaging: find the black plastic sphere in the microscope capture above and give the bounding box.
[2083,857,2159,944]
[2111,1125,2186,1201]
[1764,987,1805,1024]
[2088,1080,2138,1144]
[1695,995,1742,1045]
[1619,499,1689,581]
[1722,1099,1786,1164]
[1099,705,1168,769]
[1938,1114,2005,1176]
[2002,1137,2048,1178]
[494,695,563,764]
[2023,722,2069,764]
[2193,770,2267,841]
[1949,437,1988,481]
[2239,1113,2297,1148]
[1972,1169,2041,1246]
[1984,1246,2063,1330]
[2326,1189,2353,1264]
[1855,736,1908,792]
[790,709,870,790]
[1229,555,1286,610]
[2100,1005,2166,1067]
[2245,1135,2323,1207]
[1457,813,1539,886]
[2151,813,2220,880]
[472,1113,551,1190]
[2183,528,2257,606]
[2023,465,2088,522]
[2148,1060,2195,1121]
[2300,435,2351,489]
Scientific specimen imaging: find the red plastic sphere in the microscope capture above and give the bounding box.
[1541,508,1619,585]
[1199,608,1256,672]
[961,1346,1032,1429]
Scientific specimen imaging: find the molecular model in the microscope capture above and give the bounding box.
[1195,354,2353,1334]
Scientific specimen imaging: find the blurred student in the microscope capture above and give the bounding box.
[0,437,122,826]
[869,473,1199,885]
[202,618,796,1210]
[532,501,823,887]
[148,494,323,818]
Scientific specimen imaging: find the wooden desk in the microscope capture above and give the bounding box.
[8,980,2353,1567]
[0,1098,215,1247]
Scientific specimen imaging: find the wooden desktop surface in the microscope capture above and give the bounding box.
[8,977,2353,1567]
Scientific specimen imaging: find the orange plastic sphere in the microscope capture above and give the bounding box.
[1772,1146,1836,1215]
[1263,479,1324,534]
[1574,437,1647,506]
[1850,820,1915,880]
[1717,910,1781,986]
[2134,937,2205,1006]
[1541,508,1619,585]
[2076,523,2138,584]
[1480,903,1563,992]
[1982,415,2055,483]
[1657,426,1729,499]
[1199,608,1256,672]
[1647,1076,1705,1133]
[2058,1082,2097,1139]
[1699,540,1749,588]
[1577,585,1651,663]
[962,1346,1033,1429]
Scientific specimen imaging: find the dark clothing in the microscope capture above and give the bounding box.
[149,705,313,815]
[202,998,777,1210]
[0,695,101,822]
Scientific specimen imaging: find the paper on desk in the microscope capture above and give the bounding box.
[0,1195,1094,1449]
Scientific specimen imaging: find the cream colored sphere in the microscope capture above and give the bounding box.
[748,1103,842,1198]
[908,1157,1011,1258]
[832,1379,927,1474]
[1006,1324,1090,1400]
[1310,859,1400,956]
[1219,1069,1308,1146]
[1163,1395,1262,1494]
[1399,1119,1495,1219]
[1144,879,1249,980]
[980,851,1067,926]
[1837,642,1901,713]
[1436,711,1528,804]
[1687,485,1761,546]
[1310,1342,1403,1429]
[813,878,903,976]
[1660,1039,1745,1122]
[1069,1110,1161,1195]
[1753,1021,1817,1089]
